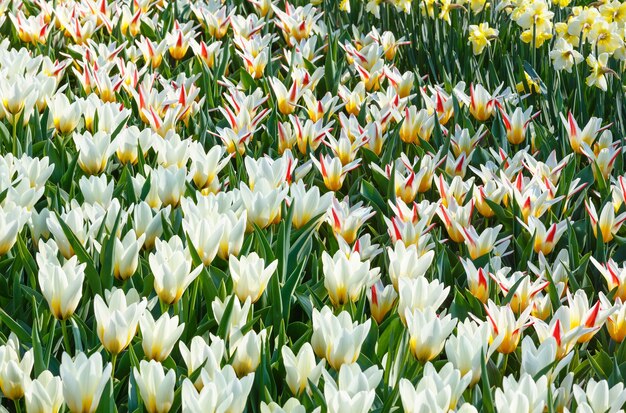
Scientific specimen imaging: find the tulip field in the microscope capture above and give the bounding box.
[2,0,626,411]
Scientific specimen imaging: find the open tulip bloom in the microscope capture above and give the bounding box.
[1,0,626,411]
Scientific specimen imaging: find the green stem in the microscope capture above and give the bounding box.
[11,119,17,155]
[14,399,22,413]
[111,353,117,379]
[61,318,72,355]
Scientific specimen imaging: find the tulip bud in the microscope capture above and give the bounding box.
[25,370,63,413]
[281,343,325,396]
[60,352,111,413]
[140,312,184,362]
[94,288,147,354]
[134,360,176,413]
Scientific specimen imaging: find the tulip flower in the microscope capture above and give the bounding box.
[499,106,539,145]
[230,252,277,303]
[134,360,176,413]
[520,336,573,380]
[183,214,224,267]
[397,277,449,325]
[399,377,453,413]
[0,334,34,400]
[387,240,435,290]
[0,202,30,255]
[491,268,549,314]
[139,312,184,362]
[591,257,626,302]
[230,329,267,377]
[322,363,382,413]
[398,106,436,144]
[239,180,288,230]
[73,131,113,175]
[212,295,252,341]
[25,370,64,413]
[260,398,305,413]
[47,94,81,135]
[585,199,626,243]
[519,216,568,255]
[60,352,112,413]
[366,281,398,324]
[494,374,548,413]
[484,300,533,354]
[281,343,325,396]
[460,258,490,303]
[179,335,225,390]
[37,253,86,320]
[312,154,360,192]
[94,288,147,354]
[322,250,380,307]
[197,365,254,413]
[405,307,457,362]
[149,236,203,305]
[181,379,224,413]
[560,112,607,154]
[311,306,371,370]
[461,224,502,260]
[327,197,374,244]
[113,231,145,281]
[289,181,334,229]
[446,319,495,385]
[573,379,626,413]
[600,294,626,343]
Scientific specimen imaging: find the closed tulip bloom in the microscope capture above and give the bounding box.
[405,307,457,362]
[198,365,254,413]
[397,277,449,325]
[399,377,454,413]
[0,334,34,400]
[149,236,202,305]
[140,312,184,362]
[460,258,490,303]
[485,300,533,354]
[113,231,145,280]
[366,281,398,324]
[133,202,170,250]
[25,370,63,413]
[600,294,626,343]
[499,106,538,145]
[179,335,225,390]
[495,373,548,413]
[156,165,187,208]
[281,343,325,396]
[182,379,224,413]
[520,216,568,255]
[260,398,305,413]
[73,131,112,175]
[289,181,334,229]
[230,329,267,377]
[47,93,81,134]
[60,352,112,413]
[94,288,147,354]
[586,199,626,243]
[37,251,86,320]
[0,202,30,255]
[134,360,176,413]
[323,363,381,413]
[239,179,288,230]
[520,336,574,380]
[311,306,371,370]
[387,241,434,290]
[573,378,626,413]
[229,252,278,303]
[446,319,494,386]
[322,250,380,307]
[183,214,225,266]
[461,224,502,260]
